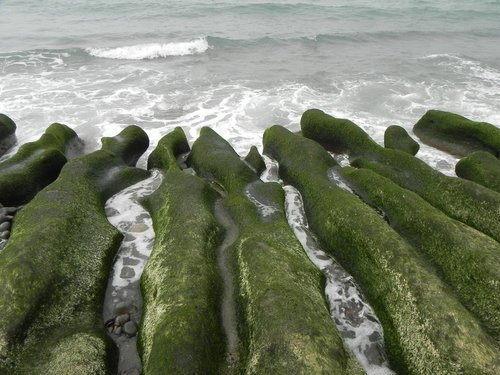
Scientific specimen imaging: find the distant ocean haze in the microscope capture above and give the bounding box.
[1,0,499,174]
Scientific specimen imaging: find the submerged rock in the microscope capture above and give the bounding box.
[0,126,150,374]
[0,123,81,207]
[413,109,500,157]
[190,127,363,374]
[263,125,499,374]
[301,108,500,243]
[384,125,419,155]
[456,151,500,193]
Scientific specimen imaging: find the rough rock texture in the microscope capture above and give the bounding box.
[456,151,500,193]
[0,123,80,206]
[147,126,190,170]
[0,126,150,374]
[384,125,420,155]
[263,125,500,375]
[140,128,225,374]
[190,127,363,375]
[244,146,266,175]
[413,109,500,157]
[0,114,16,157]
[341,166,500,341]
[301,108,500,243]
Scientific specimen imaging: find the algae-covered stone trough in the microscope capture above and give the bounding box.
[0,109,498,375]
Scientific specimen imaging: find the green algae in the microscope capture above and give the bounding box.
[147,126,190,171]
[0,114,16,156]
[301,108,500,243]
[0,123,80,206]
[139,128,225,374]
[0,126,150,374]
[456,151,500,193]
[413,110,500,157]
[384,125,420,155]
[244,146,266,175]
[191,127,363,375]
[341,166,500,341]
[263,125,500,374]
[0,114,16,140]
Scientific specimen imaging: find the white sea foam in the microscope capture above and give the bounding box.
[86,38,210,60]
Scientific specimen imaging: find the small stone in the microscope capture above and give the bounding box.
[0,222,10,232]
[115,313,130,325]
[129,223,148,232]
[123,321,137,337]
[0,231,9,240]
[114,326,122,335]
[120,266,136,279]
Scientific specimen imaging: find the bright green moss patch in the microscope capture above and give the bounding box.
[147,127,190,171]
[244,146,266,175]
[301,108,500,243]
[0,123,80,206]
[384,125,420,155]
[0,126,150,374]
[263,125,500,374]
[191,127,363,375]
[189,127,260,193]
[413,110,500,157]
[139,128,225,374]
[140,168,224,375]
[341,166,500,341]
[456,151,500,193]
[301,108,379,157]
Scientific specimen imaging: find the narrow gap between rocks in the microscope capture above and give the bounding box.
[102,169,163,375]
[262,155,395,375]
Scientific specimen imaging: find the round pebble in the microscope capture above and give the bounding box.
[123,321,137,337]
[115,313,130,325]
[113,326,122,335]
[0,222,11,232]
[0,231,10,240]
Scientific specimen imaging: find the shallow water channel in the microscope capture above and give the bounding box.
[262,156,394,375]
[103,169,163,375]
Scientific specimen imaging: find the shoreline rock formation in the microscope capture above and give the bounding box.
[0,109,498,374]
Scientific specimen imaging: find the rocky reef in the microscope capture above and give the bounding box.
[0,109,498,374]
[0,114,17,157]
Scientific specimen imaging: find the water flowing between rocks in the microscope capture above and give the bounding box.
[103,169,163,375]
[262,156,395,375]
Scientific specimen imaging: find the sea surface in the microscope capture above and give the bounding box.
[1,0,500,171]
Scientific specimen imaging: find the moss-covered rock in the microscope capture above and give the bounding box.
[0,114,16,157]
[384,125,420,155]
[139,128,225,374]
[244,146,266,175]
[341,166,500,341]
[0,123,80,206]
[147,127,190,170]
[263,125,500,374]
[456,151,500,193]
[0,126,150,374]
[190,127,364,374]
[301,108,500,243]
[413,110,500,157]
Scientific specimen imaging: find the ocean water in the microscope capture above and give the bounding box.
[1,0,500,172]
